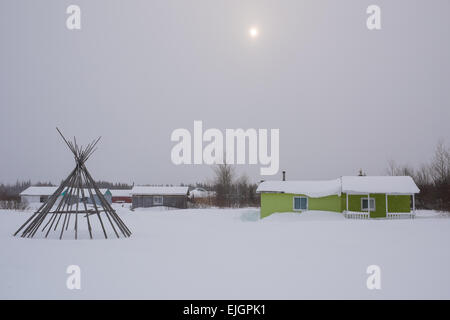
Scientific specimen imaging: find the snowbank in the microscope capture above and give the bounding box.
[261,210,346,222]
[1,206,449,299]
[415,210,449,219]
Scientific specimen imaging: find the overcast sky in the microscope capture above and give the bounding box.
[1,0,449,185]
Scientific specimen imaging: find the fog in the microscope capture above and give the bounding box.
[1,0,449,185]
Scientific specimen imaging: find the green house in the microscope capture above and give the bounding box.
[256,176,420,219]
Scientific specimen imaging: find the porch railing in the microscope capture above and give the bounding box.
[387,212,415,219]
[344,211,369,219]
[344,211,415,219]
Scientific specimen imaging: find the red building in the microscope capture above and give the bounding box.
[110,189,132,203]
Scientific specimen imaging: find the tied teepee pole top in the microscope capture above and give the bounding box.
[14,128,132,240]
[56,127,101,167]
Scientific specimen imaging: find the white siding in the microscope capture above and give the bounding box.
[21,195,41,203]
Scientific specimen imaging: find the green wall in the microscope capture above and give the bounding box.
[344,194,411,218]
[346,194,386,218]
[260,193,343,218]
[387,195,411,213]
[309,195,342,212]
[260,193,297,218]
[260,192,411,219]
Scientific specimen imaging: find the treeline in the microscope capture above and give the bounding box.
[0,180,53,210]
[0,180,53,201]
[0,180,134,200]
[190,163,259,208]
[387,140,450,212]
[0,179,134,210]
[93,181,132,189]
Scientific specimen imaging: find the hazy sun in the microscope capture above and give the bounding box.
[249,27,259,38]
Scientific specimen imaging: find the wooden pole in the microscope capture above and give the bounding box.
[81,169,108,239]
[14,130,131,239]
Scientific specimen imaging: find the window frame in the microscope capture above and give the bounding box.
[153,195,164,206]
[293,196,308,211]
[361,197,376,211]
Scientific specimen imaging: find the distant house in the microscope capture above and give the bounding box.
[257,176,420,219]
[20,186,59,203]
[131,186,189,209]
[188,188,216,199]
[110,189,132,203]
[82,188,112,205]
[20,186,113,205]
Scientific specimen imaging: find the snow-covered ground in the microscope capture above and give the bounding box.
[0,204,449,299]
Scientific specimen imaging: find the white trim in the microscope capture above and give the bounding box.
[346,193,348,212]
[386,193,388,215]
[153,195,164,205]
[361,197,375,211]
[293,196,308,211]
[346,191,416,196]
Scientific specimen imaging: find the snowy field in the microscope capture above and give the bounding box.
[1,204,449,299]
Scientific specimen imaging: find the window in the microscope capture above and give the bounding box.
[153,196,163,205]
[361,198,375,211]
[293,196,308,211]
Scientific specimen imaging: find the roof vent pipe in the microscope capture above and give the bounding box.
[282,171,286,181]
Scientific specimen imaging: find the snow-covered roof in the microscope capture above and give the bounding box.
[110,189,132,197]
[189,188,216,198]
[20,186,112,196]
[81,188,110,195]
[20,186,58,196]
[341,176,419,194]
[130,186,189,196]
[256,179,342,198]
[257,176,420,197]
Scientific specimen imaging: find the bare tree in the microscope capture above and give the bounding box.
[430,139,450,185]
[213,163,235,207]
[398,165,415,177]
[209,165,259,208]
[429,140,450,211]
[386,159,414,176]
[414,164,431,187]
[388,140,450,212]
[386,159,398,176]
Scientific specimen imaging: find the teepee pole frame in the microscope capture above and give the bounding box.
[14,128,132,240]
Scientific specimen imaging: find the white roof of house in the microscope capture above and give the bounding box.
[130,186,189,196]
[256,179,342,198]
[20,186,59,196]
[341,176,420,194]
[110,189,132,197]
[20,186,111,196]
[189,188,216,198]
[257,176,420,197]
[80,188,109,195]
